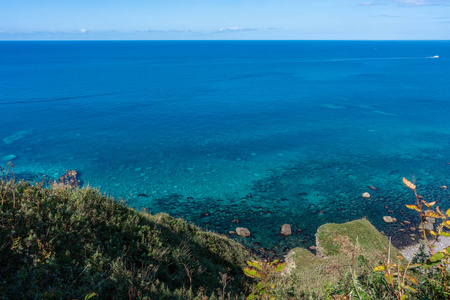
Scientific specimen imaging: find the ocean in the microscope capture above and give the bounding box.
[1,40,449,253]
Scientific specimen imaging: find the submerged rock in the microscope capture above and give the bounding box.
[280,224,292,237]
[236,227,251,237]
[0,154,16,162]
[3,130,32,144]
[361,192,371,199]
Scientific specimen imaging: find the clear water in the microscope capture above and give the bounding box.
[1,41,450,254]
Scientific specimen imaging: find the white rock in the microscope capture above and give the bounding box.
[383,216,396,223]
[280,224,292,237]
[361,192,371,199]
[236,227,251,237]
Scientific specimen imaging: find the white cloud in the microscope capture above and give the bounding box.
[80,29,87,33]
[216,27,256,33]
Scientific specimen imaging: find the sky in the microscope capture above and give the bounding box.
[0,0,449,40]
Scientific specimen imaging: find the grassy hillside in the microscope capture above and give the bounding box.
[0,179,254,299]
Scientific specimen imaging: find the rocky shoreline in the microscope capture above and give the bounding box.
[399,236,450,262]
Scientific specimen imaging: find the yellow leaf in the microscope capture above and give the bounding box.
[447,209,450,218]
[406,204,421,212]
[436,206,445,217]
[425,211,441,218]
[374,265,385,272]
[422,200,436,208]
[430,230,437,236]
[403,177,416,190]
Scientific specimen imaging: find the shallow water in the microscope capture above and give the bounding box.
[1,41,450,254]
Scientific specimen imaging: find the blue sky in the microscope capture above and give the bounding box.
[1,0,449,40]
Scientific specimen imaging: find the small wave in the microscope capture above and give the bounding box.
[0,93,116,106]
[373,110,398,117]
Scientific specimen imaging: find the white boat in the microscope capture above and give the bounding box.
[433,55,439,58]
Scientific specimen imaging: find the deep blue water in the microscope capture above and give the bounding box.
[1,41,450,254]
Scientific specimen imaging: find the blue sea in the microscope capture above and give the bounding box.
[1,41,450,254]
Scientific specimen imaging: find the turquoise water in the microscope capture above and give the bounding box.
[1,41,450,254]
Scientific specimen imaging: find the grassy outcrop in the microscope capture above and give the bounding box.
[282,218,401,298]
[0,180,253,299]
[316,218,400,258]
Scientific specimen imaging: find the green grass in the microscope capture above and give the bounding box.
[0,180,254,299]
[316,218,401,258]
[281,218,402,298]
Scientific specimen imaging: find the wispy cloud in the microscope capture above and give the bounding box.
[362,0,449,6]
[215,27,257,33]
[80,28,87,33]
[143,29,192,33]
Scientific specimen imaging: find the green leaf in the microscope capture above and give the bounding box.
[275,262,286,272]
[270,259,279,265]
[430,252,445,262]
[402,284,418,293]
[423,260,441,269]
[407,263,421,269]
[385,273,394,284]
[406,275,418,285]
[243,268,261,278]
[256,282,263,291]
[441,231,450,237]
[374,265,385,272]
[400,295,407,300]
[84,293,98,300]
[247,261,263,270]
[246,292,257,300]
[446,208,450,217]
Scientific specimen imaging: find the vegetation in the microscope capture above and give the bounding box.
[276,218,403,299]
[254,177,450,299]
[243,260,286,300]
[0,163,253,299]
[3,161,450,299]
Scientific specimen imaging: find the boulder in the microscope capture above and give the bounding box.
[424,222,434,231]
[236,227,251,237]
[280,224,292,237]
[382,216,396,223]
[361,192,371,199]
[424,210,436,224]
